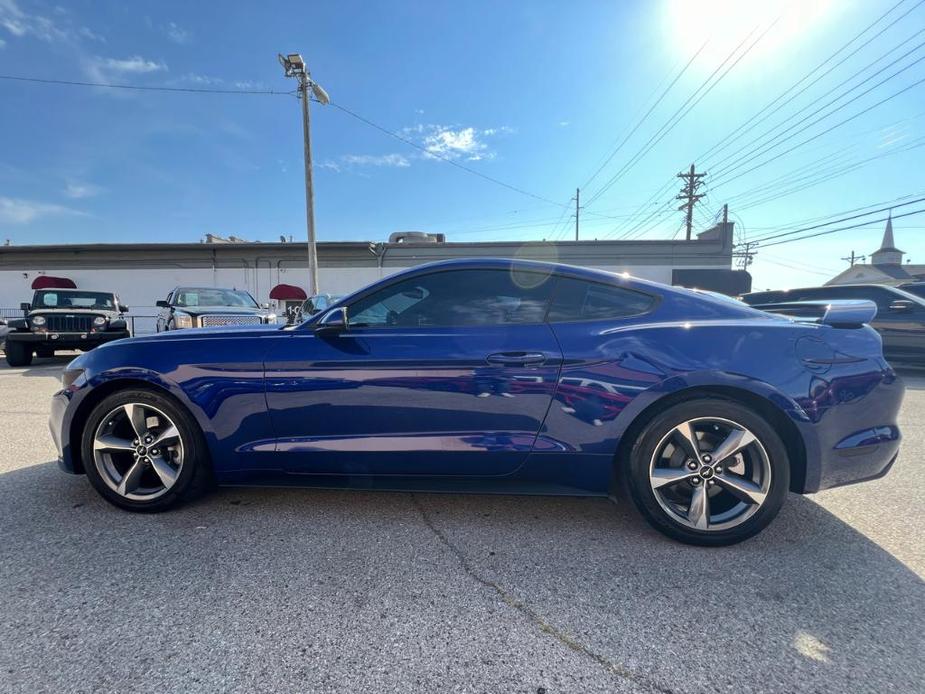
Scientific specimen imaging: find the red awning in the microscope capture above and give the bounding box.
[32,275,77,289]
[269,283,307,300]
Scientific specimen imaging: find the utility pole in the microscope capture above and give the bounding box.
[841,251,865,266]
[574,188,580,241]
[676,163,707,241]
[279,53,330,296]
[735,241,755,271]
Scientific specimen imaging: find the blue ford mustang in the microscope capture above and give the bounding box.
[50,259,903,545]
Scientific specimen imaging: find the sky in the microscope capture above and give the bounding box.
[0,0,923,290]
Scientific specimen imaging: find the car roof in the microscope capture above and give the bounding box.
[173,286,249,292]
[386,257,670,291]
[745,284,903,294]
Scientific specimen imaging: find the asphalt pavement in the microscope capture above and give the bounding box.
[0,355,922,693]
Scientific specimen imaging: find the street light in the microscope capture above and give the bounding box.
[279,52,329,295]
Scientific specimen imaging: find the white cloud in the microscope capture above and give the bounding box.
[321,153,411,173]
[64,181,104,199]
[342,154,410,168]
[77,26,105,42]
[84,54,167,83]
[400,123,512,162]
[0,197,84,224]
[559,120,570,127]
[178,72,224,85]
[165,21,190,44]
[0,0,102,43]
[0,0,67,41]
[100,55,165,74]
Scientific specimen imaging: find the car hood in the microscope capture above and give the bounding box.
[172,306,266,315]
[31,309,121,316]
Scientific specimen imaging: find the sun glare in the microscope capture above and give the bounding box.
[665,0,836,66]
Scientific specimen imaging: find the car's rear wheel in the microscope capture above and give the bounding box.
[4,340,33,367]
[623,398,789,546]
[81,389,212,512]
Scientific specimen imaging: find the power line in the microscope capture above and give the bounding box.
[710,45,925,184]
[758,207,925,248]
[706,26,925,175]
[744,197,925,246]
[583,16,779,210]
[328,102,564,207]
[710,74,925,188]
[579,40,708,191]
[746,190,925,236]
[0,73,294,95]
[726,136,925,212]
[695,0,923,166]
[0,72,565,209]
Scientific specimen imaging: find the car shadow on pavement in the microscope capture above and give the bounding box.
[894,366,925,391]
[1,461,922,693]
[0,353,76,376]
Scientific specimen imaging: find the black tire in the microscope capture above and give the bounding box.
[4,340,33,367]
[80,388,213,512]
[622,398,789,546]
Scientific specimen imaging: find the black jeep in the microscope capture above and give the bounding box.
[4,289,130,367]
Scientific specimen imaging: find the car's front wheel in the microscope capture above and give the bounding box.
[4,340,33,367]
[623,398,789,546]
[81,388,212,512]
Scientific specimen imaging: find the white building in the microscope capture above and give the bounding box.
[1,225,737,330]
[827,215,923,286]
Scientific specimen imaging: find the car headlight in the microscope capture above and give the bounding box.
[174,312,194,329]
[31,316,46,326]
[93,316,107,326]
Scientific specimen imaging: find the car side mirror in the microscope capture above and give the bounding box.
[156,300,169,308]
[889,299,915,312]
[20,302,31,312]
[120,306,130,313]
[315,306,348,333]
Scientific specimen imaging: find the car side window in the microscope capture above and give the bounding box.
[547,277,655,322]
[347,269,555,327]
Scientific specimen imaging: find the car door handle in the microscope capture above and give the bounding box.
[486,351,548,366]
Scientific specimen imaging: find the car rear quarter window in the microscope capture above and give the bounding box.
[547,277,655,322]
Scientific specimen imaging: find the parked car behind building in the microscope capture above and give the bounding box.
[4,288,129,367]
[156,287,276,331]
[741,283,925,363]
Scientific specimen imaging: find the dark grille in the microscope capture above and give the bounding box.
[42,314,96,333]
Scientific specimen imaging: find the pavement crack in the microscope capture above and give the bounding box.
[410,494,676,694]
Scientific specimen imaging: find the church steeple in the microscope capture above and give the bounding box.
[871,212,903,265]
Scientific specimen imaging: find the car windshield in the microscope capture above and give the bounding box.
[174,289,259,308]
[34,290,116,310]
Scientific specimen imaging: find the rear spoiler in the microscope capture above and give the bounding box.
[750,299,877,328]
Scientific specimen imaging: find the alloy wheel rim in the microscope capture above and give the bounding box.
[92,403,184,501]
[648,417,771,532]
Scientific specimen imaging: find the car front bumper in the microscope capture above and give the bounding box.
[10,330,129,349]
[49,387,77,473]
